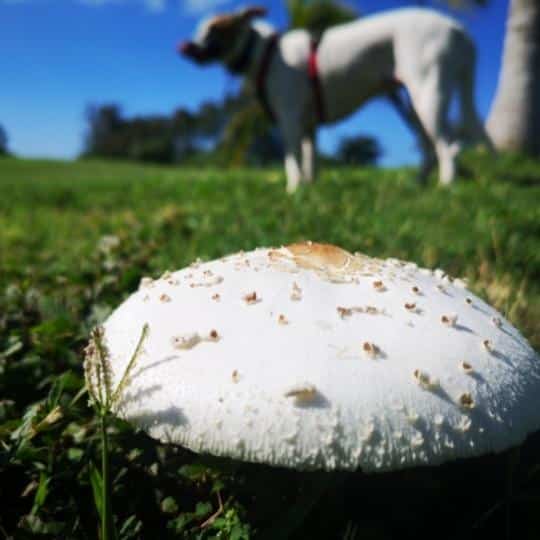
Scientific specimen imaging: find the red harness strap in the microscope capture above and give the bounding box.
[256,34,326,125]
[308,39,325,124]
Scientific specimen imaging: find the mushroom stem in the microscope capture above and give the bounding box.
[259,473,341,540]
[505,447,520,539]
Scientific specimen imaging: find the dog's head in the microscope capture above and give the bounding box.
[178,6,267,65]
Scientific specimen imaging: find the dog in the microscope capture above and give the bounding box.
[180,6,492,192]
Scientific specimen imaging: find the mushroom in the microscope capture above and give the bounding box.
[86,242,540,472]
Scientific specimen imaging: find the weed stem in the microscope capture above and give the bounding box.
[101,413,114,540]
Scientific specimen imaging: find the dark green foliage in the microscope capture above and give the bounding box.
[447,0,489,7]
[0,153,540,538]
[407,0,488,7]
[287,0,357,36]
[0,124,8,156]
[218,99,284,167]
[336,135,382,166]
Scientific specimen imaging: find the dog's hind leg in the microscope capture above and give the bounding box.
[409,65,460,185]
[387,88,436,184]
[457,47,495,153]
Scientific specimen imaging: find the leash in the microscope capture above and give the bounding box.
[256,33,326,124]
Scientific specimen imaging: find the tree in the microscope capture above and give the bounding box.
[0,125,8,156]
[83,105,125,158]
[487,0,540,155]
[217,87,274,166]
[287,0,356,35]
[219,96,284,166]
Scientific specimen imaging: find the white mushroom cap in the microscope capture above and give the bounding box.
[87,242,540,472]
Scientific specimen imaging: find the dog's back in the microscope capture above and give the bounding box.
[315,8,469,121]
[321,8,465,49]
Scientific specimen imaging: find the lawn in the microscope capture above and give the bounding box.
[1,154,539,539]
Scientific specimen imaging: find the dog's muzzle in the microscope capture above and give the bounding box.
[178,40,219,64]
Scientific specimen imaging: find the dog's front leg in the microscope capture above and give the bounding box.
[301,131,316,184]
[281,123,303,193]
[284,151,302,193]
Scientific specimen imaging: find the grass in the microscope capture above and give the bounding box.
[1,153,539,539]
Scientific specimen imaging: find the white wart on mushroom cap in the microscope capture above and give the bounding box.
[90,242,540,472]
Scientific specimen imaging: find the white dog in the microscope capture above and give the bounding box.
[180,6,491,192]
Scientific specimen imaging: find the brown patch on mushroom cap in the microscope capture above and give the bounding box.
[337,306,353,319]
[441,314,458,327]
[337,305,384,319]
[284,384,318,404]
[290,282,302,301]
[460,361,473,374]
[363,342,381,359]
[483,339,493,352]
[243,291,259,304]
[413,369,438,390]
[459,393,475,409]
[271,242,382,281]
[491,317,502,328]
[286,242,353,271]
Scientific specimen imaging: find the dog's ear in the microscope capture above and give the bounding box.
[208,6,266,32]
[207,12,239,32]
[238,5,267,21]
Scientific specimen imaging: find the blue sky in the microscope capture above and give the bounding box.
[0,0,508,166]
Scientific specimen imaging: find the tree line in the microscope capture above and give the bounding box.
[82,90,285,166]
[81,92,381,167]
